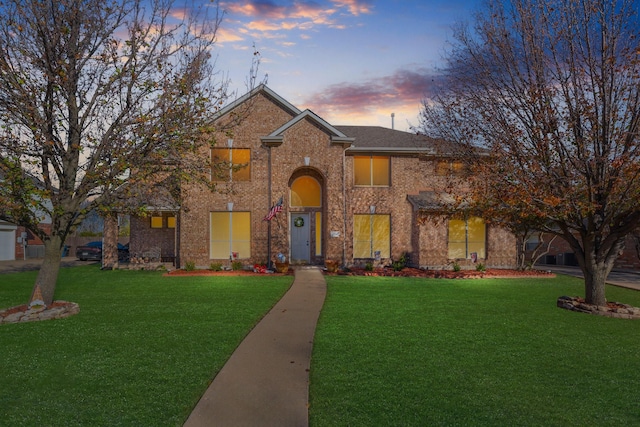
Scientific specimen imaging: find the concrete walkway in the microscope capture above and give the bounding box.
[183,266,327,427]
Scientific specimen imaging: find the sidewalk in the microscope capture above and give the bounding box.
[183,266,327,427]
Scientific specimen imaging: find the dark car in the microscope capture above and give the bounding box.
[76,241,129,261]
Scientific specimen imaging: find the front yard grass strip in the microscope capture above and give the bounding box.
[310,275,640,426]
[0,264,292,426]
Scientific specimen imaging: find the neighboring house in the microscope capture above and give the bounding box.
[129,85,516,269]
[533,231,640,270]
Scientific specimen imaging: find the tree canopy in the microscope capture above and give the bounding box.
[0,0,237,305]
[419,0,640,305]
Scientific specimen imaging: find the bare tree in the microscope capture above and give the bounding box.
[419,0,640,305]
[0,0,238,306]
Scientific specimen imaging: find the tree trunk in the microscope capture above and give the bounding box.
[102,214,119,270]
[30,235,63,306]
[583,265,608,307]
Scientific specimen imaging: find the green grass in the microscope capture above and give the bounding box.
[310,275,640,426]
[0,264,293,426]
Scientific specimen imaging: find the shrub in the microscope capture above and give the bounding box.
[392,252,409,271]
[365,262,374,271]
[231,261,243,271]
[476,262,486,272]
[184,261,196,271]
[209,262,223,271]
[452,262,461,272]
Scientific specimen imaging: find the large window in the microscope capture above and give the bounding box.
[448,217,486,259]
[353,214,390,258]
[211,148,251,181]
[210,212,251,259]
[354,156,390,186]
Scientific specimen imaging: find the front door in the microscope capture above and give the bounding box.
[290,213,310,263]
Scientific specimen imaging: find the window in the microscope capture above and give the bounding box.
[167,216,176,229]
[211,148,251,181]
[315,212,322,256]
[290,176,321,207]
[151,216,163,228]
[436,160,465,176]
[210,212,251,259]
[353,214,390,258]
[354,156,390,186]
[448,217,486,259]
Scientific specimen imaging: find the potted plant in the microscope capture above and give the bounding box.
[274,253,289,273]
[325,259,340,273]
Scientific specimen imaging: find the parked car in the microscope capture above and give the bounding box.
[76,241,129,261]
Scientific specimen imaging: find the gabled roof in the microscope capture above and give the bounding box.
[261,109,355,148]
[337,126,441,154]
[214,84,301,120]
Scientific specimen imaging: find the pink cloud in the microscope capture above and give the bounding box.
[304,68,444,116]
[331,0,373,16]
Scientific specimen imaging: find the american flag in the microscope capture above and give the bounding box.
[263,196,283,221]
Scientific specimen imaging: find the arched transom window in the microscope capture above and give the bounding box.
[290,176,321,207]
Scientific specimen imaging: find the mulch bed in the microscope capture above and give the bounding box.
[164,269,294,277]
[163,267,554,279]
[330,267,555,279]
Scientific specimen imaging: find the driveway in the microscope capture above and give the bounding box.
[544,266,640,291]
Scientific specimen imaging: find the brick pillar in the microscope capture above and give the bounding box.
[102,214,119,269]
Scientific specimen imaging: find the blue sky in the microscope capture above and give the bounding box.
[207,0,482,131]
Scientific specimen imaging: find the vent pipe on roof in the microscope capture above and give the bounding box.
[391,113,395,130]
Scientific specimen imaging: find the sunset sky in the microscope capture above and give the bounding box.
[205,0,482,131]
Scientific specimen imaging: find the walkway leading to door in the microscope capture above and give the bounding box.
[183,266,327,427]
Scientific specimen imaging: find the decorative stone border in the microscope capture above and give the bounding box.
[0,301,80,325]
[557,296,640,319]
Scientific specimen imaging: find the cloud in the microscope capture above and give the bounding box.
[304,68,444,116]
[331,0,373,16]
[220,1,369,37]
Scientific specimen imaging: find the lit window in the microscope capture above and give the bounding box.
[315,212,322,256]
[290,176,321,207]
[167,216,176,229]
[436,160,465,176]
[210,212,251,259]
[211,148,251,181]
[353,214,390,258]
[151,216,163,228]
[354,156,390,186]
[448,217,486,259]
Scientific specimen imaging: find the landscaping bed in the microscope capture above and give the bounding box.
[331,267,556,279]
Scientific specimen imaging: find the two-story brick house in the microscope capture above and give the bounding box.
[129,84,516,269]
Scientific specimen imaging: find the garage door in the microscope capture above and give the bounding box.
[0,229,16,261]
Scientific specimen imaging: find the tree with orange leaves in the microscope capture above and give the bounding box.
[419,0,640,306]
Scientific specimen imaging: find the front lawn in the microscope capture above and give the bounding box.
[310,275,640,426]
[0,264,293,426]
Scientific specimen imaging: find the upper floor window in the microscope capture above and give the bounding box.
[211,148,251,181]
[354,156,390,186]
[436,160,465,176]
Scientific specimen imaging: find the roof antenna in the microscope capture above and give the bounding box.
[391,112,395,130]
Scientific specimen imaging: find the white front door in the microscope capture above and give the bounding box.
[290,213,310,263]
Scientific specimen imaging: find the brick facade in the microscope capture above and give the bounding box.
[130,85,518,269]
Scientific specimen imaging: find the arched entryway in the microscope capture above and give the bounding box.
[289,169,325,264]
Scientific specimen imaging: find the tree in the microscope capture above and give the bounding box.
[0,0,235,306]
[419,0,640,306]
